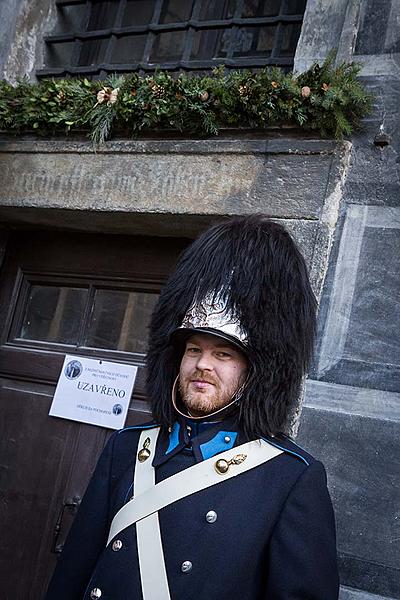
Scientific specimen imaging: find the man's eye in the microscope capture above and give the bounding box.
[186,347,200,354]
[217,352,231,358]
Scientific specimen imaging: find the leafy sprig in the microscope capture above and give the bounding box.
[0,55,373,144]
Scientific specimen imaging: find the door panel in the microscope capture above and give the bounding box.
[0,380,110,598]
[0,230,189,599]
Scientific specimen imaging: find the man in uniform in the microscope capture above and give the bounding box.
[46,216,339,599]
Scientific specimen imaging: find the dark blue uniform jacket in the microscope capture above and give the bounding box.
[46,416,339,599]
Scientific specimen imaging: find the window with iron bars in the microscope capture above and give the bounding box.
[37,0,307,78]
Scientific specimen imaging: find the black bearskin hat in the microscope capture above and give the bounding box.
[146,215,317,438]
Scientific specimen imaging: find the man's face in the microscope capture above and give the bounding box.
[178,333,248,417]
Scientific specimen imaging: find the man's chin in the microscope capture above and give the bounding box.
[186,407,209,417]
[183,393,218,417]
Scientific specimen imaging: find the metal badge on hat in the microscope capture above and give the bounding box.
[178,290,249,347]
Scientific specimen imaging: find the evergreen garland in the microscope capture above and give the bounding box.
[0,54,372,144]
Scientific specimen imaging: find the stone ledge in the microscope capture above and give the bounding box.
[340,586,397,600]
[0,137,345,223]
[0,136,338,155]
[304,379,400,423]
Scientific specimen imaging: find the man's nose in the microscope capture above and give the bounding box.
[195,351,213,371]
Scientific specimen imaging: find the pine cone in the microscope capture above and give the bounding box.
[152,84,165,98]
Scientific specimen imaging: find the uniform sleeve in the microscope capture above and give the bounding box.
[45,432,118,600]
[265,459,340,600]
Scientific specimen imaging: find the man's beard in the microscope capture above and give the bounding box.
[178,370,241,417]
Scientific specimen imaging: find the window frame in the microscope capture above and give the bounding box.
[37,0,307,78]
[0,230,190,400]
[7,271,161,359]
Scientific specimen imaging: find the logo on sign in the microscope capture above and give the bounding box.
[64,360,83,380]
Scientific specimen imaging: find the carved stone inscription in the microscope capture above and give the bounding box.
[0,151,332,218]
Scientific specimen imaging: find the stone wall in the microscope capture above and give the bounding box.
[295,1,400,599]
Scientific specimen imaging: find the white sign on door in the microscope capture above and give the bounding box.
[49,355,138,429]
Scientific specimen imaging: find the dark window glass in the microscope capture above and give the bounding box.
[87,0,119,30]
[198,0,235,20]
[85,289,159,353]
[285,0,307,15]
[191,29,225,60]
[280,23,302,56]
[150,31,187,63]
[18,285,88,345]
[159,0,193,24]
[254,26,277,55]
[39,0,307,77]
[231,27,277,57]
[46,41,76,68]
[123,0,156,26]
[78,39,109,66]
[16,282,159,354]
[242,0,282,17]
[111,35,147,63]
[52,4,88,34]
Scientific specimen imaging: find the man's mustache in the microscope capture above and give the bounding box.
[189,371,218,386]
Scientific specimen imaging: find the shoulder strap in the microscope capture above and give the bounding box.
[108,436,283,545]
[134,428,171,600]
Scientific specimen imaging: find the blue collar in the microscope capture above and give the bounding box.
[152,414,241,467]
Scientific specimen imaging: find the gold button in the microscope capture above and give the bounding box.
[214,453,247,475]
[138,437,151,462]
[215,459,229,474]
[90,588,102,599]
[112,539,123,551]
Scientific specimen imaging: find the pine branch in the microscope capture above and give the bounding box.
[0,55,373,142]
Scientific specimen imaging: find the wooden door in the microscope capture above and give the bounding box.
[0,230,189,599]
